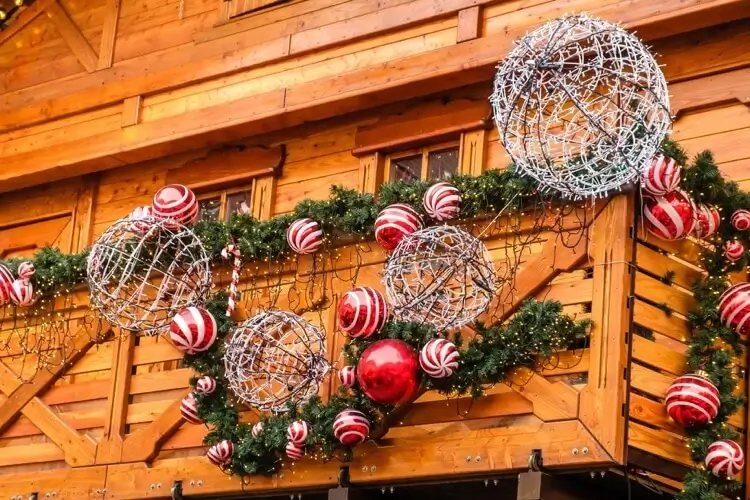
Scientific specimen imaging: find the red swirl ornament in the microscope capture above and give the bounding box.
[287,218,323,254]
[206,440,233,466]
[706,440,745,478]
[333,409,370,446]
[423,182,460,221]
[180,393,202,424]
[285,442,304,460]
[374,204,423,251]
[195,376,217,395]
[338,366,356,387]
[287,420,309,445]
[419,338,459,378]
[731,209,750,231]
[642,155,680,196]
[692,204,720,238]
[169,307,218,354]
[719,282,750,335]
[724,240,745,262]
[152,184,198,228]
[643,190,695,241]
[665,373,719,429]
[0,265,14,306]
[337,286,388,338]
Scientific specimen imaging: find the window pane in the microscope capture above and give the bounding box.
[427,148,459,180]
[226,192,251,221]
[197,197,221,223]
[390,155,422,182]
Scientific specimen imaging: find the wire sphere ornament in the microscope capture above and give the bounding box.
[86,216,212,336]
[224,310,331,412]
[490,13,671,199]
[382,225,496,332]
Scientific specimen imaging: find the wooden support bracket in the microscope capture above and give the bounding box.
[97,333,135,464]
[45,0,99,72]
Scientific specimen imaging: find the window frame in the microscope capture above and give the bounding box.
[195,179,257,223]
[383,140,461,183]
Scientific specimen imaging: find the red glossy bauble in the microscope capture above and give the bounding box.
[356,339,419,405]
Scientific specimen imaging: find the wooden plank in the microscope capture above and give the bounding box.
[634,272,696,317]
[579,194,634,465]
[357,153,383,195]
[120,389,190,463]
[456,6,481,43]
[633,299,690,342]
[504,367,578,421]
[121,96,142,128]
[628,422,692,467]
[45,0,99,73]
[0,0,53,47]
[636,243,703,291]
[0,464,106,500]
[671,67,750,117]
[632,335,685,376]
[97,0,122,69]
[97,334,134,464]
[459,129,486,176]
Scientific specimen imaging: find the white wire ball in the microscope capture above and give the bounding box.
[382,225,496,332]
[490,13,671,199]
[86,216,212,336]
[224,310,331,412]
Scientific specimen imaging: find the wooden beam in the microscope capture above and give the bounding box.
[45,0,99,73]
[670,67,750,116]
[97,0,121,69]
[121,96,142,127]
[0,465,107,500]
[456,6,481,43]
[0,0,52,47]
[96,333,135,464]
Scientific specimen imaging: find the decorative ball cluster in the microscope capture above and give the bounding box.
[0,262,36,308]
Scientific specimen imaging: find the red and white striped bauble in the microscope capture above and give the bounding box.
[337,286,389,338]
[9,279,34,307]
[0,265,14,305]
[731,209,750,231]
[338,366,356,387]
[180,393,202,424]
[195,376,217,395]
[374,204,423,251]
[719,282,750,335]
[285,442,304,460]
[724,240,745,263]
[423,182,460,221]
[287,218,323,254]
[169,307,218,354]
[664,373,719,429]
[287,420,309,445]
[152,184,198,228]
[692,204,720,238]
[206,440,233,466]
[643,191,696,241]
[251,421,264,438]
[705,440,745,478]
[17,262,35,281]
[333,409,370,446]
[128,205,153,234]
[419,338,460,378]
[642,155,681,196]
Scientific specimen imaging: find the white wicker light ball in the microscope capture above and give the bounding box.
[224,310,331,412]
[490,13,671,199]
[86,216,212,336]
[382,225,496,332]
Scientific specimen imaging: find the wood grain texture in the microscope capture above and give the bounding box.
[45,0,99,72]
[98,0,122,69]
[456,6,481,42]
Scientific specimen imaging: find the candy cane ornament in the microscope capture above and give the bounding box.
[221,243,241,317]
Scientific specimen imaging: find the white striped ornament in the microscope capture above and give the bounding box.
[333,409,370,446]
[337,286,389,338]
[419,338,460,378]
[664,374,719,429]
[17,262,35,281]
[732,209,750,231]
[287,420,309,445]
[152,184,198,228]
[169,307,218,354]
[374,204,423,251]
[220,244,241,317]
[251,421,264,438]
[724,240,745,262]
[338,366,356,387]
[642,155,681,196]
[9,279,34,307]
[719,282,750,335]
[705,440,745,478]
[643,191,696,241]
[0,264,14,306]
[692,204,720,238]
[285,441,304,460]
[287,218,323,254]
[195,376,217,395]
[180,393,202,424]
[128,205,153,234]
[423,182,460,221]
[206,440,233,466]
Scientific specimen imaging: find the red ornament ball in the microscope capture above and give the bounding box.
[643,191,695,241]
[285,441,304,460]
[180,393,202,424]
[251,421,264,438]
[719,282,750,335]
[17,262,35,281]
[724,240,745,262]
[206,440,233,466]
[169,307,218,354]
[128,205,153,234]
[419,338,459,378]
[287,420,309,445]
[665,373,719,429]
[0,265,14,305]
[9,279,34,307]
[152,184,198,228]
[338,366,356,387]
[195,375,217,395]
[333,409,370,446]
[692,204,720,238]
[642,155,681,196]
[706,440,745,478]
[423,182,460,221]
[731,209,750,231]
[337,286,389,338]
[287,218,323,254]
[357,339,420,405]
[374,204,423,251]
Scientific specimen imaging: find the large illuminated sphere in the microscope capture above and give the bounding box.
[357,339,419,405]
[490,14,671,199]
[86,217,212,336]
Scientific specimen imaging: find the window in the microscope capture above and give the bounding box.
[197,186,253,223]
[385,142,460,183]
[223,0,290,20]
